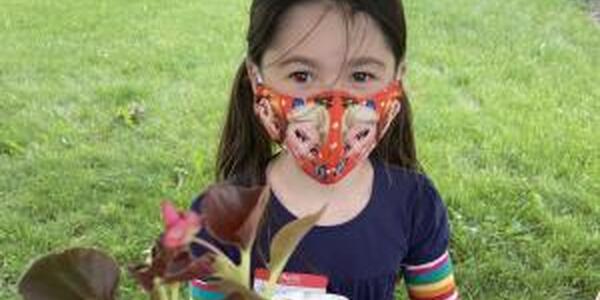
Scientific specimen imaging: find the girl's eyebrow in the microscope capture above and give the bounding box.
[275,55,386,70]
[349,56,386,70]
[276,55,319,69]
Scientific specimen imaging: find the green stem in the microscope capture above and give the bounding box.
[240,248,252,288]
[159,286,168,300]
[263,283,276,300]
[153,278,169,300]
[263,272,277,299]
[170,283,180,300]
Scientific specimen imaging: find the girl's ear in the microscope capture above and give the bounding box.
[246,58,261,94]
[395,60,407,81]
[247,58,281,141]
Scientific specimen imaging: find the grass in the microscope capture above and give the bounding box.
[0,0,598,299]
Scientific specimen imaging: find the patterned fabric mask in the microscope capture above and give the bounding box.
[253,75,404,185]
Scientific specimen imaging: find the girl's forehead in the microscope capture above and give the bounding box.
[261,1,395,70]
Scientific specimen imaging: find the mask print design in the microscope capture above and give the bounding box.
[254,78,403,185]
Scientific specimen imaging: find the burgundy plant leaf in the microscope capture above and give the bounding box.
[162,251,216,284]
[18,248,120,300]
[128,240,172,292]
[202,184,269,250]
[128,263,156,292]
[130,239,218,292]
[130,200,204,292]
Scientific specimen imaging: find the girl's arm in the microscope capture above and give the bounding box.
[401,176,460,300]
[403,251,458,300]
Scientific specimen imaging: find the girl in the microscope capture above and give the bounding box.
[191,0,459,299]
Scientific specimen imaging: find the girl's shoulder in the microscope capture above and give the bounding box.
[371,158,442,207]
[372,159,450,265]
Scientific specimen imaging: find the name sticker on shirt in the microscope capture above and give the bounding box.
[253,268,329,297]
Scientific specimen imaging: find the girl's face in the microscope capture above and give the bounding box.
[249,0,402,97]
[249,1,404,184]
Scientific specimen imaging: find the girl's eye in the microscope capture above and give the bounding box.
[288,71,313,83]
[352,71,376,83]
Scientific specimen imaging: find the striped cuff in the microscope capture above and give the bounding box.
[189,279,225,300]
[404,251,458,300]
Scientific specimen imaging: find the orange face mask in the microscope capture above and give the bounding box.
[254,78,404,185]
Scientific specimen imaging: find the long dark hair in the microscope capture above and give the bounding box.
[217,0,421,186]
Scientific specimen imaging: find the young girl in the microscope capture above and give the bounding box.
[190,0,459,299]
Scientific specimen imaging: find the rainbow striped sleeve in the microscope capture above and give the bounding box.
[189,279,225,300]
[403,251,459,300]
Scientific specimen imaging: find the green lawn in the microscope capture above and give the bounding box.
[1,0,598,299]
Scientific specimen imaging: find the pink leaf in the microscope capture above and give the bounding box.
[160,201,203,249]
[161,201,182,228]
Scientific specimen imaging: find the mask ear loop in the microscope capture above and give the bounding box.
[253,69,288,151]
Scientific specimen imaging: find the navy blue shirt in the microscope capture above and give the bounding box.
[191,158,450,300]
